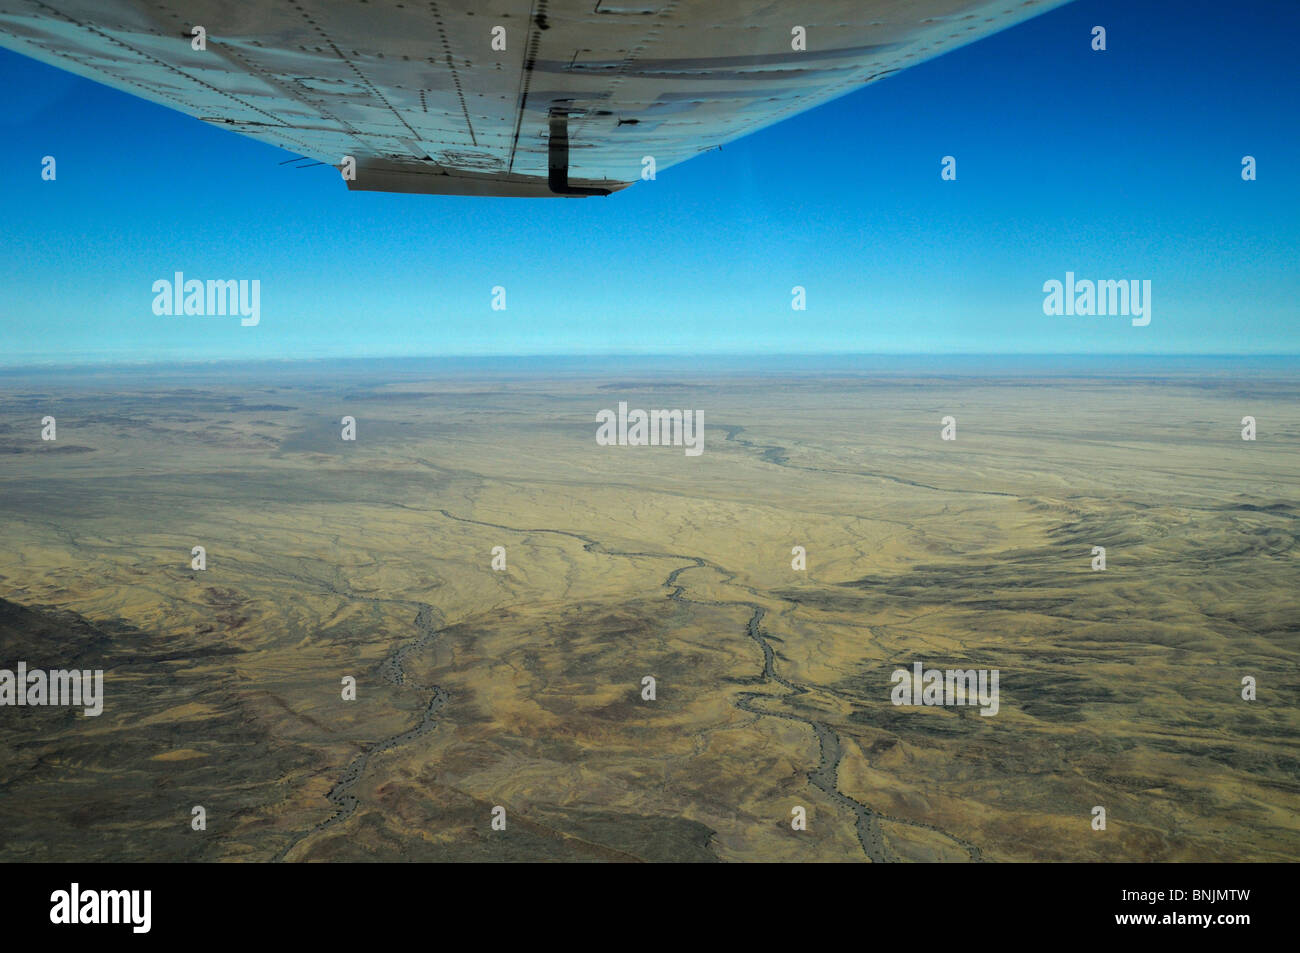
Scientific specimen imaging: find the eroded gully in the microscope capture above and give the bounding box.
[276,499,978,862]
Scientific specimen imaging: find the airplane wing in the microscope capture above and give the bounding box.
[0,1,1071,197]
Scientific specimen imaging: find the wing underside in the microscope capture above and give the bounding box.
[0,0,1068,196]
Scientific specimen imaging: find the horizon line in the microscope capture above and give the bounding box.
[1,352,1297,376]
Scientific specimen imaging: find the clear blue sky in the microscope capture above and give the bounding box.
[0,0,1296,365]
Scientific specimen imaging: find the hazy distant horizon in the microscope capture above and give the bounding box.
[2,352,1296,384]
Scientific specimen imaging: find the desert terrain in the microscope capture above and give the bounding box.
[0,358,1295,862]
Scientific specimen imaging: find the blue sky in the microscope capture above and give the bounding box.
[0,0,1296,365]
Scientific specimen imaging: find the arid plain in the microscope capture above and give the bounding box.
[0,359,1296,862]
